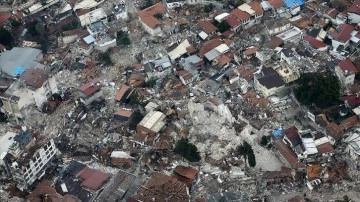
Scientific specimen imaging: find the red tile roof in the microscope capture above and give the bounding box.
[198,39,222,57]
[27,180,78,202]
[225,15,241,28]
[340,94,360,107]
[243,47,258,56]
[230,9,250,22]
[0,12,11,26]
[325,8,339,18]
[269,0,285,9]
[115,85,130,101]
[326,122,343,141]
[248,1,263,15]
[173,165,199,187]
[331,24,354,43]
[197,20,218,34]
[79,78,102,96]
[76,167,110,190]
[138,3,166,28]
[304,36,327,49]
[338,58,359,73]
[274,140,304,169]
[268,36,283,49]
[348,0,360,15]
[20,68,49,89]
[114,109,132,118]
[316,142,334,154]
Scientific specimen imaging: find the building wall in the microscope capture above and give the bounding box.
[254,77,283,97]
[116,11,129,21]
[348,13,360,24]
[164,0,185,9]
[94,39,117,52]
[331,39,349,51]
[0,97,22,118]
[62,35,78,44]
[335,66,355,85]
[268,24,292,35]
[22,139,58,189]
[81,90,104,106]
[346,145,360,161]
[139,17,163,36]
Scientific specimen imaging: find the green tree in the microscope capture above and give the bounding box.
[0,112,8,123]
[174,138,201,162]
[142,0,154,9]
[63,19,79,31]
[129,110,144,130]
[142,77,157,88]
[215,20,230,33]
[116,30,131,46]
[237,141,256,167]
[0,28,13,46]
[247,149,256,167]
[154,13,163,20]
[99,52,112,66]
[128,93,139,105]
[35,23,45,35]
[204,3,215,13]
[294,72,340,109]
[260,135,269,147]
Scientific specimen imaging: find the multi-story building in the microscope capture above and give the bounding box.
[0,130,59,191]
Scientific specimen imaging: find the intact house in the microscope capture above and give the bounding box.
[77,8,108,27]
[237,2,264,26]
[78,78,103,106]
[275,65,299,83]
[254,67,285,97]
[1,69,58,119]
[167,39,192,61]
[229,9,251,30]
[280,48,296,66]
[335,58,359,86]
[324,8,347,25]
[163,0,185,10]
[348,0,360,24]
[0,131,59,191]
[330,24,354,51]
[266,18,293,36]
[192,20,218,40]
[138,3,167,36]
[268,0,286,14]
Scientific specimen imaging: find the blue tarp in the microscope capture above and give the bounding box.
[13,66,26,76]
[284,0,304,8]
[273,129,282,136]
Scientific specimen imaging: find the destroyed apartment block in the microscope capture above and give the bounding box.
[0,68,58,119]
[78,78,103,106]
[130,172,189,202]
[0,130,59,191]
